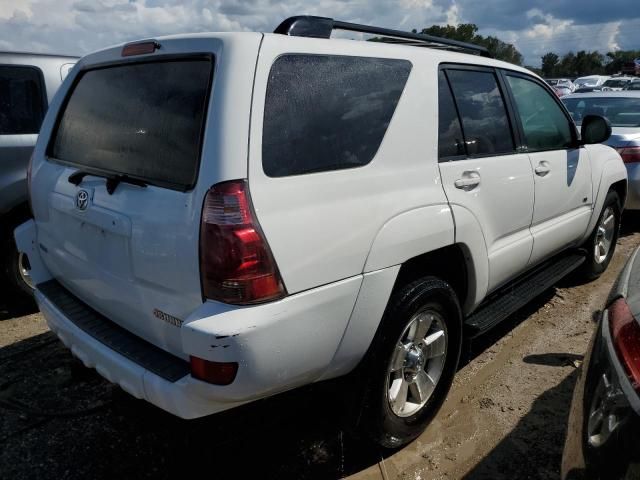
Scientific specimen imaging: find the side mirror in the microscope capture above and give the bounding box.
[580,115,612,145]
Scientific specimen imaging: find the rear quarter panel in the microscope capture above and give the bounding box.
[248,35,452,295]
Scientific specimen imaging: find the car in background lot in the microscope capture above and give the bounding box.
[602,77,636,92]
[554,86,573,97]
[546,78,576,92]
[575,75,610,90]
[0,51,77,298]
[562,246,640,480]
[563,92,640,209]
[624,81,640,91]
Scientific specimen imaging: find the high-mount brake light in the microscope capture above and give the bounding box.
[199,180,286,304]
[609,297,640,390]
[122,41,160,57]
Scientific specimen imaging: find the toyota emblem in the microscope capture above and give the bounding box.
[76,190,89,211]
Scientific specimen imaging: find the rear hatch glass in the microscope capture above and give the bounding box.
[49,58,213,190]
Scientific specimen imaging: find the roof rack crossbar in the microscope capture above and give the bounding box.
[274,16,492,58]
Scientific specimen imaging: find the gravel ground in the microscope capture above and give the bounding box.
[1,218,639,480]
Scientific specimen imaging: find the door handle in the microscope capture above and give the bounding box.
[454,172,480,190]
[535,162,551,176]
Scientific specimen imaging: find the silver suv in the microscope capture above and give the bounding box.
[0,51,77,298]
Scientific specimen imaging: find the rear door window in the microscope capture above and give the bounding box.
[50,58,213,190]
[438,70,465,159]
[0,66,46,135]
[445,69,514,156]
[262,54,411,177]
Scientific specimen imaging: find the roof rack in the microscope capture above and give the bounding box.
[274,16,492,58]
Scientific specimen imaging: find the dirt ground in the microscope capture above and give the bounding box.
[2,219,640,480]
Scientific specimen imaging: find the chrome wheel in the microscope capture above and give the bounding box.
[594,206,616,265]
[17,252,34,290]
[587,371,625,448]
[386,309,448,418]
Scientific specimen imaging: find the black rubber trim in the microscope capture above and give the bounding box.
[465,251,586,337]
[38,279,190,382]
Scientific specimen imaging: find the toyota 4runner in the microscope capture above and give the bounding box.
[15,16,627,447]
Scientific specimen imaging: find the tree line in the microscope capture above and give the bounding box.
[407,23,639,78]
[412,24,523,66]
[540,50,640,77]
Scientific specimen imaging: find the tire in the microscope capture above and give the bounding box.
[580,190,621,281]
[354,277,462,449]
[1,218,35,299]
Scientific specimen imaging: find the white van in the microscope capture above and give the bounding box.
[16,16,626,447]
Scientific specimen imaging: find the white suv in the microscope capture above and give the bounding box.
[15,16,627,448]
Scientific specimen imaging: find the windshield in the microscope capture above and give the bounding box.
[562,96,640,126]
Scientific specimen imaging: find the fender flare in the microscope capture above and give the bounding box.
[363,204,455,273]
[581,155,627,244]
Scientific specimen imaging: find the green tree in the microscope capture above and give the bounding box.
[605,50,640,75]
[418,24,523,65]
[541,52,559,77]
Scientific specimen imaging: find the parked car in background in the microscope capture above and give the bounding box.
[562,246,640,480]
[602,77,636,92]
[15,16,627,449]
[0,51,77,298]
[624,80,640,91]
[621,58,640,76]
[546,78,576,92]
[575,75,610,91]
[554,86,573,97]
[563,92,640,210]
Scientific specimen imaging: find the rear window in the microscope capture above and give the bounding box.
[262,54,411,177]
[0,66,46,135]
[50,58,213,190]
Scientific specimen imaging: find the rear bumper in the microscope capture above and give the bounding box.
[16,219,363,419]
[37,288,232,418]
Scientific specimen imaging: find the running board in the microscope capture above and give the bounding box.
[464,252,586,338]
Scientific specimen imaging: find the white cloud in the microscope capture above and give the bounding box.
[0,0,638,67]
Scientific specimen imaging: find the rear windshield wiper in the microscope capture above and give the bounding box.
[68,169,148,195]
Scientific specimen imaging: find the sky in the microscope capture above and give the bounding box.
[0,0,638,66]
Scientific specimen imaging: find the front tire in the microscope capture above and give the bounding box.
[581,191,621,280]
[355,277,462,448]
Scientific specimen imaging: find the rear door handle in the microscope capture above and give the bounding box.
[535,162,551,176]
[454,172,480,190]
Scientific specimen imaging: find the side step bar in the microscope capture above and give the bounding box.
[464,252,586,338]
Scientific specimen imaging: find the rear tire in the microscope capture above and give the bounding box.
[580,191,621,281]
[354,277,462,449]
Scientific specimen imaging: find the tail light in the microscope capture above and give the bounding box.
[199,179,286,304]
[616,146,640,164]
[609,298,640,390]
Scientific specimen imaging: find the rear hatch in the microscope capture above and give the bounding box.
[30,35,260,357]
